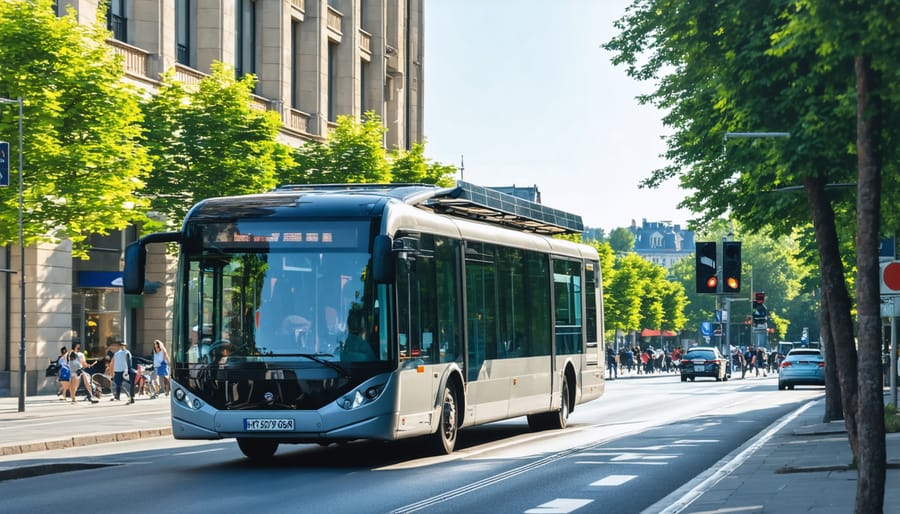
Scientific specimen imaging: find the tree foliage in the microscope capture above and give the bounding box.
[608,227,635,254]
[0,0,149,256]
[606,1,900,508]
[140,62,290,229]
[279,112,457,186]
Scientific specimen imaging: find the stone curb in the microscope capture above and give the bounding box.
[0,427,172,456]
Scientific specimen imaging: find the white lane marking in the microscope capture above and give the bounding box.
[576,460,668,466]
[672,439,718,444]
[590,474,637,486]
[524,498,593,513]
[174,448,225,456]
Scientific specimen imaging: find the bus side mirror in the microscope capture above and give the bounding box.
[123,241,146,294]
[123,231,183,295]
[372,234,394,283]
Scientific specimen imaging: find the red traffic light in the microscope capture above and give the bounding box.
[725,276,739,290]
[706,276,718,289]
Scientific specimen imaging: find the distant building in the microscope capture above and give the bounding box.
[488,185,541,203]
[629,219,695,269]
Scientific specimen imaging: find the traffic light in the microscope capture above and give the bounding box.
[695,242,718,294]
[753,292,768,324]
[722,241,742,293]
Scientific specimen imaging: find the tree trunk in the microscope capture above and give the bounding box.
[803,174,859,458]
[854,53,886,514]
[820,290,843,422]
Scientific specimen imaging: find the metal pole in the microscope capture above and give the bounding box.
[16,97,24,413]
[892,313,897,408]
[1,96,24,411]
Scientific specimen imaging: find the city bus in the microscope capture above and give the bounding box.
[124,181,605,460]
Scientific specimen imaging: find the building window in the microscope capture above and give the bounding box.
[360,59,368,112]
[107,0,127,41]
[291,19,300,108]
[236,0,257,78]
[176,0,190,65]
[327,42,337,122]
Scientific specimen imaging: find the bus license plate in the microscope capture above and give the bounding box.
[244,418,294,431]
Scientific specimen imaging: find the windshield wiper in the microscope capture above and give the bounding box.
[255,351,350,379]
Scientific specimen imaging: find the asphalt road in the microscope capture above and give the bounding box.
[0,373,822,514]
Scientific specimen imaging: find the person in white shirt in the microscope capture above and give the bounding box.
[67,342,98,404]
[112,341,135,403]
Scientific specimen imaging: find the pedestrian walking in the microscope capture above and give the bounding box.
[152,339,171,398]
[55,346,69,400]
[112,341,136,403]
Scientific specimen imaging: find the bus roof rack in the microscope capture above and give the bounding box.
[275,181,584,235]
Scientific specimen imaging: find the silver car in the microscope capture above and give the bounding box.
[777,348,825,390]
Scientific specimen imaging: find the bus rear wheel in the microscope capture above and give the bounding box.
[527,378,570,431]
[237,438,278,461]
[432,385,459,455]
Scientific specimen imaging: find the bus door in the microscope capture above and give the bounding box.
[395,234,462,435]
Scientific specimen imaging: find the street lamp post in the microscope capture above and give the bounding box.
[1,96,25,412]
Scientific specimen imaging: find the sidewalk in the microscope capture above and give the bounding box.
[0,392,171,456]
[650,392,900,513]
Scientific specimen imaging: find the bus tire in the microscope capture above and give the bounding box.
[527,377,570,431]
[432,384,459,455]
[547,377,570,430]
[237,438,278,461]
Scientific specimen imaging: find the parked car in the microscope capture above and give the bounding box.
[778,348,825,390]
[680,346,729,382]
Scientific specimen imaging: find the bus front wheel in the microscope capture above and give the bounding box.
[237,438,278,462]
[432,385,459,455]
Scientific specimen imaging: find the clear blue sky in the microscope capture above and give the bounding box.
[423,0,692,231]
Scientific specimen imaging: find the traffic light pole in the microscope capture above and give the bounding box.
[0,96,24,412]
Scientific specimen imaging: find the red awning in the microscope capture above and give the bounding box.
[641,329,678,337]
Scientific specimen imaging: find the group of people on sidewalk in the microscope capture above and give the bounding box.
[53,339,171,404]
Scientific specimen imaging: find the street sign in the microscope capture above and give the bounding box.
[880,261,900,295]
[880,238,896,261]
[0,141,9,187]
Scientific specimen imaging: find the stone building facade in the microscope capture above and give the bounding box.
[0,0,424,396]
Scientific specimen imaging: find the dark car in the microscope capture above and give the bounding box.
[680,347,729,382]
[778,348,825,390]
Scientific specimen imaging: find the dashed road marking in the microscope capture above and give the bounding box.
[590,474,637,486]
[524,498,593,513]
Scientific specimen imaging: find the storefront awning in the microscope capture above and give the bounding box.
[77,271,123,288]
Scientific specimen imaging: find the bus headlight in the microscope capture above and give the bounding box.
[173,387,204,410]
[338,384,385,410]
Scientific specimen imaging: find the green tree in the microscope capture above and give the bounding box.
[140,62,289,228]
[605,253,646,336]
[660,280,688,333]
[608,227,635,254]
[390,142,457,186]
[606,1,900,507]
[281,112,456,186]
[283,113,390,184]
[0,0,149,257]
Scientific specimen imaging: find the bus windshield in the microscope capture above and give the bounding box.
[175,219,389,366]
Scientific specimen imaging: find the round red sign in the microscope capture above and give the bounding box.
[883,262,900,291]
